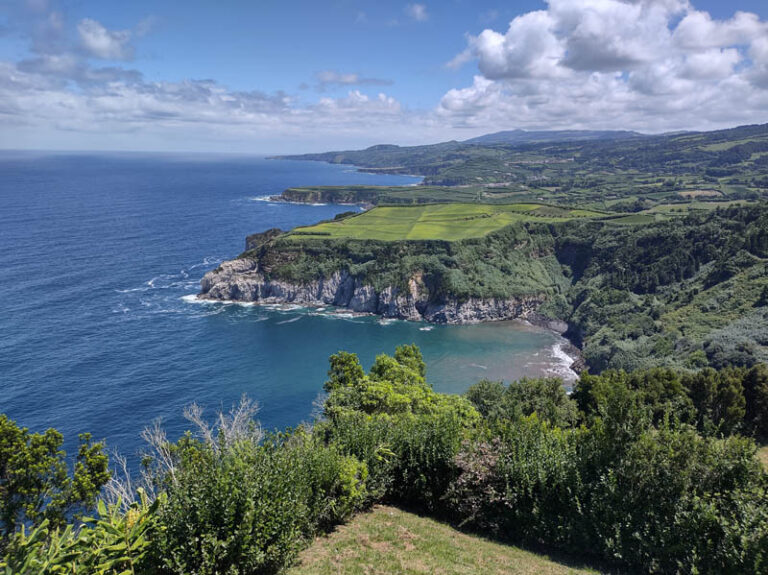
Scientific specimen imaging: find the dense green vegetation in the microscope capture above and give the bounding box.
[4,347,767,574]
[241,203,768,372]
[275,123,768,210]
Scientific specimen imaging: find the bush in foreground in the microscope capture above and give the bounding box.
[2,347,768,574]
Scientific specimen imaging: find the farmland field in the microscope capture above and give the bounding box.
[288,203,607,241]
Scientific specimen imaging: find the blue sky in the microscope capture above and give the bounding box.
[1,0,768,152]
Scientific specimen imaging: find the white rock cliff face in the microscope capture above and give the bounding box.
[199,258,547,325]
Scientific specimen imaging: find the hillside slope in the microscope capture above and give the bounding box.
[287,505,602,575]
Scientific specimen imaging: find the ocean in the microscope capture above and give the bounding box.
[0,152,574,461]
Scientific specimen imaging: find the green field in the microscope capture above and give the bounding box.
[287,505,602,575]
[288,203,606,241]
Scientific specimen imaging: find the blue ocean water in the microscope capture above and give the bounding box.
[0,152,572,461]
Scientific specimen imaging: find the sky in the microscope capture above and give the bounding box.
[1,0,768,153]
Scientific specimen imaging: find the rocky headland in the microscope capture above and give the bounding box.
[199,258,548,325]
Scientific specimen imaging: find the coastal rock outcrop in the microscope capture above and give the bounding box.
[199,258,546,325]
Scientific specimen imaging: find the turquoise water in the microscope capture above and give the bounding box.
[0,152,572,461]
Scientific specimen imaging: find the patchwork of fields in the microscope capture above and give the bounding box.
[288,203,606,241]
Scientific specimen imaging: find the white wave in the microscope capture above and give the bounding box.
[146,275,180,289]
[545,342,579,382]
[262,303,306,312]
[419,326,434,332]
[181,294,207,304]
[115,286,149,294]
[469,363,488,370]
[276,316,302,325]
[188,256,224,270]
[180,294,256,307]
[248,195,276,202]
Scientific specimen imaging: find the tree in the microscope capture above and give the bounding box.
[324,351,365,393]
[683,368,746,435]
[393,344,427,379]
[466,378,578,428]
[742,364,768,439]
[464,380,506,419]
[0,415,109,545]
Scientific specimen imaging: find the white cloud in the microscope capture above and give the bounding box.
[77,18,134,60]
[440,0,768,133]
[405,4,428,23]
[468,11,564,79]
[3,0,768,152]
[0,57,419,151]
[673,9,767,50]
[315,70,393,91]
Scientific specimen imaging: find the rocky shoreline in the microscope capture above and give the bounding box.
[198,258,585,373]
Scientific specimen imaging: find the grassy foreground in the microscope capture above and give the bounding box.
[289,203,605,241]
[287,505,603,575]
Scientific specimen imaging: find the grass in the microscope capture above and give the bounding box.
[288,203,606,242]
[758,446,768,470]
[287,505,604,575]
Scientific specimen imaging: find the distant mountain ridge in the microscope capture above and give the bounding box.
[463,129,645,145]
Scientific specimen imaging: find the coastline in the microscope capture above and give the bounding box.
[192,292,584,382]
[265,194,372,209]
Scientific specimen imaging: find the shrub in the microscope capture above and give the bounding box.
[149,403,368,575]
[1,489,161,575]
[445,416,582,545]
[446,383,768,573]
[323,409,467,513]
[465,377,578,428]
[0,415,109,545]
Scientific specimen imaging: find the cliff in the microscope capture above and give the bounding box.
[276,187,382,205]
[198,222,567,324]
[199,258,546,324]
